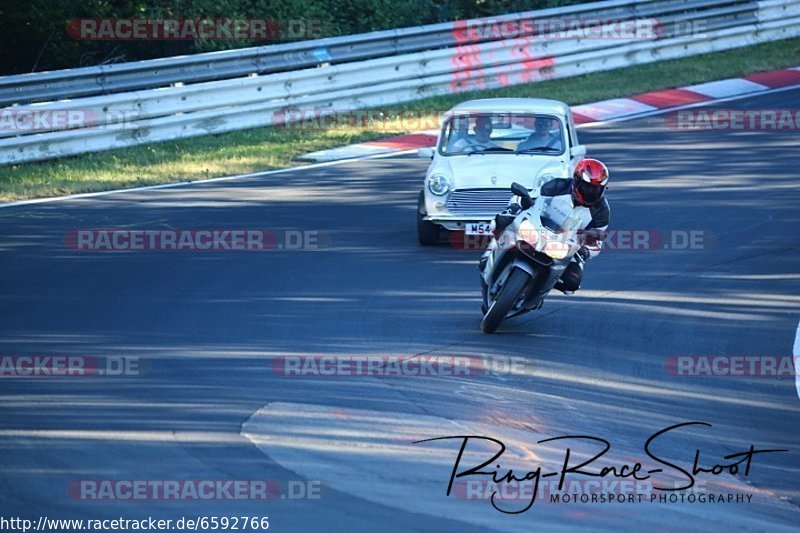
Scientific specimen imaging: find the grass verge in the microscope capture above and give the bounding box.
[1,37,799,202]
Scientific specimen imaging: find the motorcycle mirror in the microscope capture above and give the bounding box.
[510,182,533,209]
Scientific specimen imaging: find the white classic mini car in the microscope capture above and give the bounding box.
[416,98,587,245]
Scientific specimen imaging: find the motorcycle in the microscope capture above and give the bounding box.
[479,182,599,333]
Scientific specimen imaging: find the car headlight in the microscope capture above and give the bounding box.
[517,219,539,244]
[544,240,570,260]
[427,174,451,196]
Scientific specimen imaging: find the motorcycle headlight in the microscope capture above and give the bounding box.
[517,219,539,244]
[427,174,451,196]
[544,240,570,260]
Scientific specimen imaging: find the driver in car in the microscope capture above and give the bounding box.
[448,116,499,151]
[517,117,563,152]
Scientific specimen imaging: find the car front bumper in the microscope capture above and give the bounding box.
[424,213,495,231]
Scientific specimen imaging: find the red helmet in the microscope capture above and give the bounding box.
[572,158,609,207]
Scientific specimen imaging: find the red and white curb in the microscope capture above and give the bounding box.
[300,67,800,161]
[299,131,439,162]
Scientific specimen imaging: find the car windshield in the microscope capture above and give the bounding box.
[439,113,565,156]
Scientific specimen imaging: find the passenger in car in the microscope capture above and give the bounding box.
[517,117,563,151]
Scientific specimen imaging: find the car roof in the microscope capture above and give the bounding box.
[445,98,571,117]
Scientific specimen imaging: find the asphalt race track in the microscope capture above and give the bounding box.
[1,88,799,532]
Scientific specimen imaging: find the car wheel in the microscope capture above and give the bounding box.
[417,191,440,245]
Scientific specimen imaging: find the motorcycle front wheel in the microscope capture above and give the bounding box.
[480,267,530,334]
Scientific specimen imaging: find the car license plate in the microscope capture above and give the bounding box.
[465,222,492,235]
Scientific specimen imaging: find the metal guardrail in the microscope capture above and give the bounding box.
[0,0,689,106]
[0,0,797,165]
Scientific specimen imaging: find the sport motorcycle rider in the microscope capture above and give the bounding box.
[480,158,611,294]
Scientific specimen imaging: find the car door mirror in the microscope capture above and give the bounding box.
[417,147,434,159]
[570,145,587,159]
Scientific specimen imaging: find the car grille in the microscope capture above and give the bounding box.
[445,189,512,216]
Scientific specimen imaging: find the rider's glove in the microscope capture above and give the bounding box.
[577,247,591,262]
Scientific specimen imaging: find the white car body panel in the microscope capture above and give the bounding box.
[421,98,586,231]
